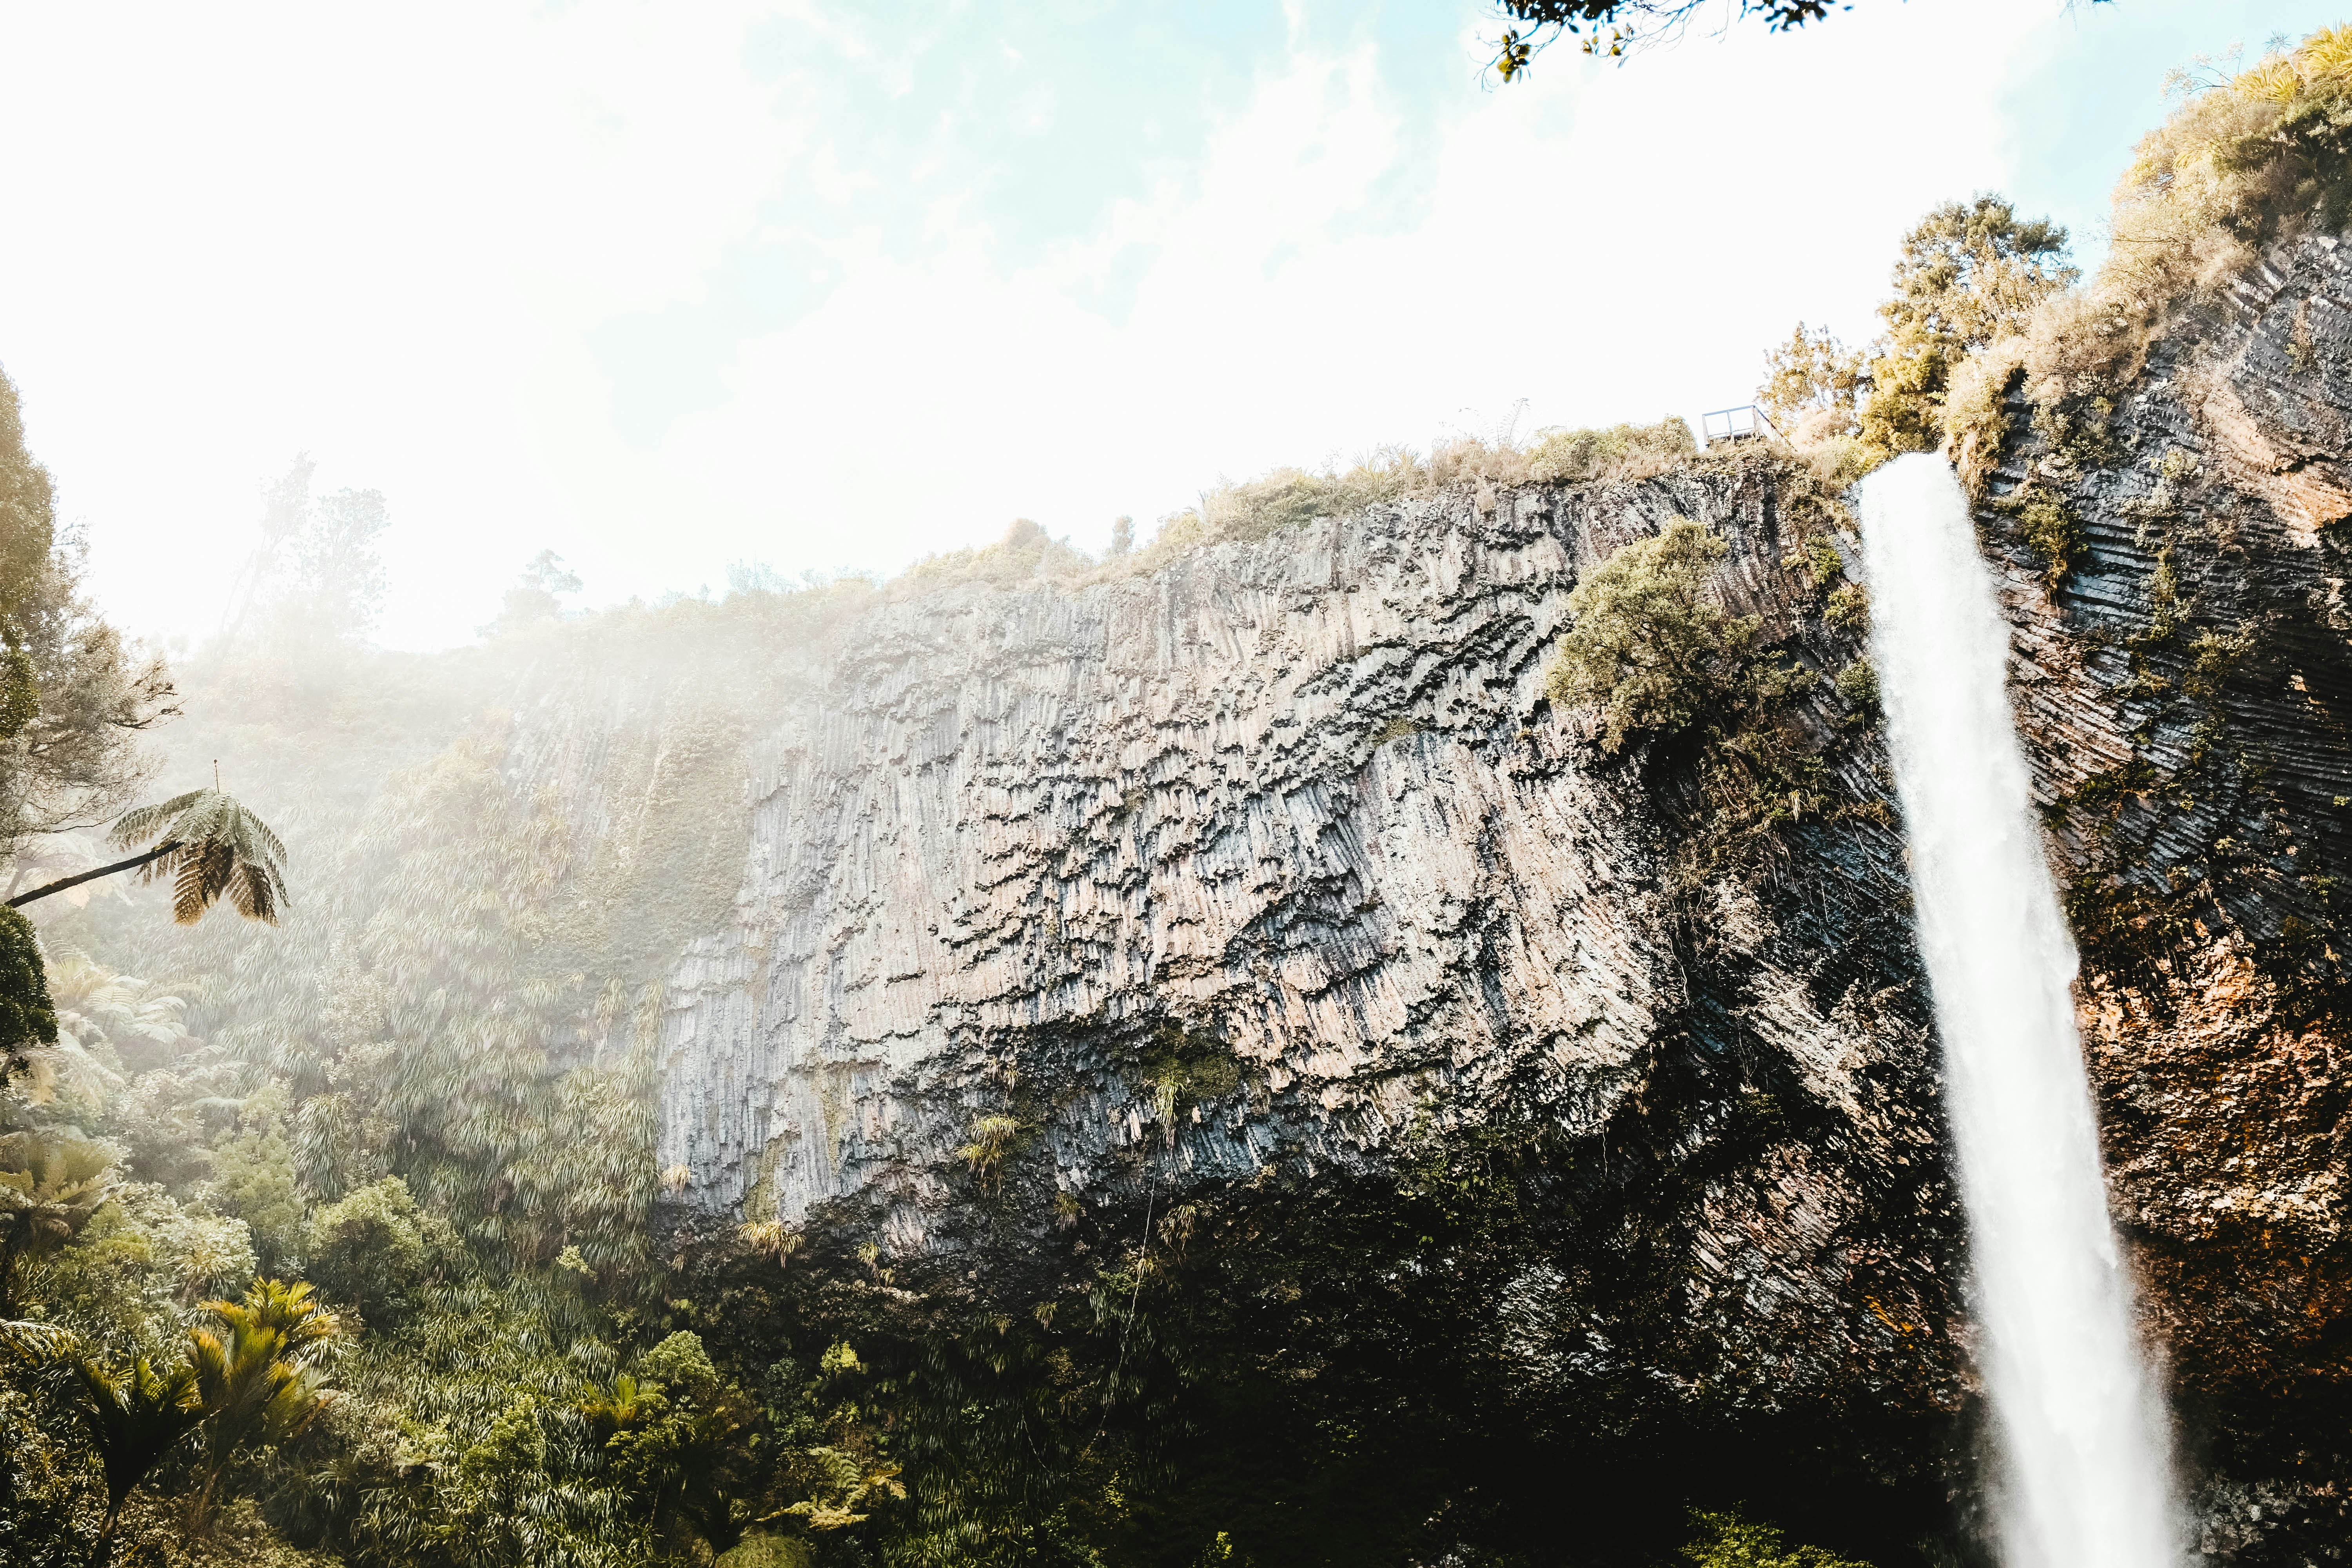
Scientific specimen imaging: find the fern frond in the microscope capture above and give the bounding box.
[2,1318,79,1364]
[107,790,208,851]
[108,788,290,925]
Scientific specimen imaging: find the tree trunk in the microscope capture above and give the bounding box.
[5,842,178,909]
[87,1496,122,1568]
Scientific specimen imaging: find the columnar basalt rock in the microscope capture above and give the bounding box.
[651,463,1945,1347]
[631,232,2352,1563]
[1973,232,2352,1560]
[662,477,1709,1218]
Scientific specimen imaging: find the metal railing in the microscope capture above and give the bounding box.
[1701,405,1782,447]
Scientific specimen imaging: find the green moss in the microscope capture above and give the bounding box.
[1824,583,1869,637]
[2000,489,2082,589]
[1833,658,1879,714]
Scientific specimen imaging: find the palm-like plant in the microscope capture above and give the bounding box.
[13,952,193,1111]
[74,1355,208,1568]
[0,1314,76,1363]
[187,1277,338,1531]
[6,786,289,923]
[0,1129,116,1315]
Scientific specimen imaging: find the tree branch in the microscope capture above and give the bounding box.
[7,841,179,909]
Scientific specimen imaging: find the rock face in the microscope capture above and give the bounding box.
[655,464,1939,1298]
[1976,232,2352,1561]
[644,233,2352,1561]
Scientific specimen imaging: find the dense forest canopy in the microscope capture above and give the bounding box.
[2,20,2350,1568]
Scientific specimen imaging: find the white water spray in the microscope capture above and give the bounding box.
[1858,456,2179,1568]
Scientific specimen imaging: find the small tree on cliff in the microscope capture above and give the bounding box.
[1545,520,1759,754]
[1856,196,2078,460]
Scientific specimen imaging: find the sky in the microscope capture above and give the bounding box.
[0,0,2338,650]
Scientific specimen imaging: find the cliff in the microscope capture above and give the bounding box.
[1980,231,2352,1561]
[633,233,2352,1561]
[42,240,2349,1568]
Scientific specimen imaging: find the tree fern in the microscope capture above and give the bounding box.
[107,788,290,924]
[0,1130,116,1315]
[5,786,291,922]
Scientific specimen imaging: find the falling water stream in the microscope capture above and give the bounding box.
[1858,455,2179,1567]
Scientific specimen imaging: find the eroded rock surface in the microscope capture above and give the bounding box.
[639,231,2352,1565]
[1978,231,2352,1561]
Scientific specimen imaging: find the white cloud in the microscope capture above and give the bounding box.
[0,0,2321,649]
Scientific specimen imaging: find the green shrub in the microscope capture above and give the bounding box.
[638,1329,721,1401]
[306,1175,463,1321]
[1833,658,1879,712]
[1138,1024,1242,1130]
[2008,490,2082,589]
[1679,1508,1874,1568]
[1781,535,1844,589]
[1524,416,1697,485]
[1824,583,1869,636]
[955,1115,1023,1194]
[717,1534,813,1568]
[1545,521,1759,754]
[201,1082,304,1272]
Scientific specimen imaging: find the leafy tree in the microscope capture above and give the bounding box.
[306,1175,461,1322]
[479,549,584,638]
[639,1330,723,1399]
[1757,323,1865,437]
[285,487,392,644]
[0,367,176,867]
[1545,521,1759,753]
[215,456,393,657]
[1857,196,2077,459]
[200,1084,304,1274]
[1491,1,1847,74]
[0,908,56,1094]
[214,455,317,656]
[71,1353,207,1568]
[186,1278,337,1532]
[0,1131,115,1316]
[601,1372,756,1552]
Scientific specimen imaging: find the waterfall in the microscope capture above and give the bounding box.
[1858,455,2180,1568]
